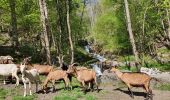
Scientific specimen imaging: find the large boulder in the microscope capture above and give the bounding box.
[140,67,170,83]
[100,69,117,84]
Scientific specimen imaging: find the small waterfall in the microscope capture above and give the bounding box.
[90,63,103,76]
[84,44,107,77]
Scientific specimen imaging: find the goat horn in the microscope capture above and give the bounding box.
[70,63,77,67]
[61,55,65,59]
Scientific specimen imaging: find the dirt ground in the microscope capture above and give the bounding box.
[1,81,170,100]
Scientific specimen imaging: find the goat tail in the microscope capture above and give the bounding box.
[151,77,161,83]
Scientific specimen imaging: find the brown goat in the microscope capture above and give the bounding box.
[76,66,88,70]
[111,67,155,100]
[42,69,70,93]
[67,66,98,93]
[31,64,54,75]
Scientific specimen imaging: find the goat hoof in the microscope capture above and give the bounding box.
[83,90,87,94]
[150,97,153,100]
[130,96,134,99]
[68,88,71,91]
[52,89,55,93]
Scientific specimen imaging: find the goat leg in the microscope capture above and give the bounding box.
[36,82,38,93]
[89,81,94,92]
[148,88,153,100]
[82,81,87,94]
[126,84,134,98]
[94,77,99,93]
[52,80,55,92]
[88,82,91,90]
[13,73,19,86]
[128,87,134,98]
[29,82,32,95]
[24,83,27,97]
[68,75,72,90]
[144,84,151,100]
[3,77,6,85]
[63,79,67,90]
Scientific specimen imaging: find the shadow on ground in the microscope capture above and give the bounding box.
[114,88,147,98]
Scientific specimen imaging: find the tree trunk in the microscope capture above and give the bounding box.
[166,8,170,40]
[39,0,51,65]
[9,0,18,47]
[124,0,139,71]
[55,0,62,56]
[66,0,74,64]
[89,0,95,29]
[77,0,86,40]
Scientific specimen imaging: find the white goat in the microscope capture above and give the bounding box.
[20,63,40,97]
[0,64,19,85]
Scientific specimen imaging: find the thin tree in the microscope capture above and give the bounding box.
[124,0,139,71]
[166,8,170,41]
[9,0,19,47]
[39,0,51,65]
[66,0,74,64]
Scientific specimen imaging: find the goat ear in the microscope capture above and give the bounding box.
[28,56,32,59]
[115,65,118,68]
[20,62,22,65]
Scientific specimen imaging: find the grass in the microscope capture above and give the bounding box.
[54,88,96,100]
[12,95,35,100]
[0,88,8,100]
[53,78,96,100]
[155,84,170,91]
[0,86,37,100]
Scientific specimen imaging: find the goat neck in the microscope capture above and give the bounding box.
[20,63,27,74]
[72,67,78,77]
[115,69,123,78]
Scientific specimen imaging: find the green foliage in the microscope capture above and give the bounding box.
[129,0,170,54]
[74,46,95,65]
[0,0,169,71]
[147,62,170,71]
[0,34,9,45]
[18,45,41,63]
[89,0,129,53]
